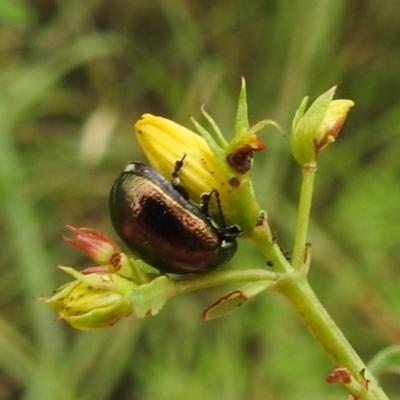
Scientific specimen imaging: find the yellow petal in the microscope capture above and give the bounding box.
[135,114,234,209]
[316,100,355,151]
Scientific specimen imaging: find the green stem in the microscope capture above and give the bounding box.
[276,271,389,400]
[173,268,278,294]
[250,223,293,275]
[291,164,317,269]
[247,161,389,398]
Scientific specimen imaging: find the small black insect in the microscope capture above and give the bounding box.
[109,157,240,274]
[266,261,274,267]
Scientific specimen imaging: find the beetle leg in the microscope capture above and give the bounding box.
[200,189,226,226]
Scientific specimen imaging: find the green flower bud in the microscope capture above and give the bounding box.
[38,270,137,330]
[291,86,354,166]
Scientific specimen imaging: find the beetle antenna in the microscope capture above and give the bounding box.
[171,154,189,199]
[171,153,187,185]
[200,191,211,214]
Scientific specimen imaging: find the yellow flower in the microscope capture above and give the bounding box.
[135,114,235,210]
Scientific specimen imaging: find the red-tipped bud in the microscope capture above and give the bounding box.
[63,226,119,265]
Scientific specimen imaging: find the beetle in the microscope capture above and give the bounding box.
[109,158,240,274]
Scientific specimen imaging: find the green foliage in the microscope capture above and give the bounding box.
[1,0,400,399]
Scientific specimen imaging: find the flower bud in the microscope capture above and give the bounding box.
[39,269,137,330]
[314,100,355,152]
[135,113,233,209]
[290,86,354,166]
[63,225,119,265]
[133,80,280,232]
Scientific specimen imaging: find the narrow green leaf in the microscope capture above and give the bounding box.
[368,345,400,376]
[203,281,271,320]
[235,77,249,136]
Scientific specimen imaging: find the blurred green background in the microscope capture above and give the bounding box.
[1,0,400,399]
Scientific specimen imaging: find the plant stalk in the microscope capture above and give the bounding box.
[276,271,389,400]
[291,164,317,269]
